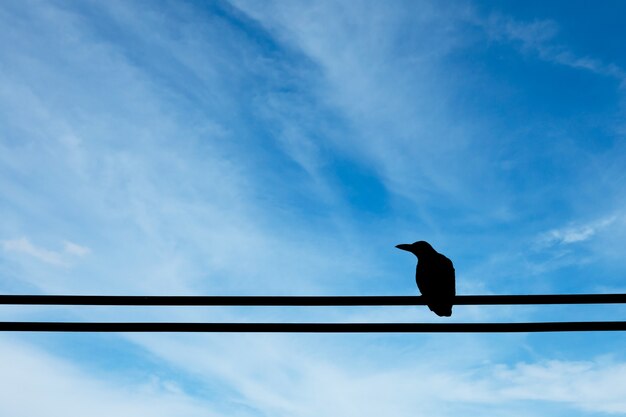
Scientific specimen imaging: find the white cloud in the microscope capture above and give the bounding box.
[230,0,499,212]
[481,13,626,85]
[0,0,379,295]
[123,332,626,417]
[520,215,625,275]
[4,328,624,417]
[1,237,91,267]
[538,215,618,247]
[1,237,66,266]
[62,240,91,256]
[491,359,626,414]
[0,338,221,417]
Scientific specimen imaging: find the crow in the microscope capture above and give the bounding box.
[396,241,455,317]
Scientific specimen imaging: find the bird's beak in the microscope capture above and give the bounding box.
[395,243,412,252]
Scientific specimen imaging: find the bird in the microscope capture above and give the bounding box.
[395,241,455,317]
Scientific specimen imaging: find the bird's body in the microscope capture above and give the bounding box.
[396,241,455,317]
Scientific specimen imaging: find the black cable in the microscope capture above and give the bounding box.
[1,293,626,306]
[2,321,626,332]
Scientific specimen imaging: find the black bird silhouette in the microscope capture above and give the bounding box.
[396,241,455,317]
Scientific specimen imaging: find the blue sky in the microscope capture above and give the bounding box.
[1,0,626,415]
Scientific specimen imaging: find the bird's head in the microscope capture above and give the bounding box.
[395,241,434,257]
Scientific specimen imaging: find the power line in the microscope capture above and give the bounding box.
[3,293,625,332]
[1,293,626,306]
[2,321,626,332]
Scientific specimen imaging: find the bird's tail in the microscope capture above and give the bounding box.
[430,305,452,317]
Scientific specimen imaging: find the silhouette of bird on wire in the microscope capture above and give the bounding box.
[396,241,455,317]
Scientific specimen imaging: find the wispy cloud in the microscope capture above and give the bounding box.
[63,240,91,256]
[490,359,626,414]
[481,13,626,85]
[0,338,220,417]
[2,1,626,416]
[537,215,619,247]
[230,0,520,227]
[1,237,89,266]
[125,332,626,417]
[6,328,624,416]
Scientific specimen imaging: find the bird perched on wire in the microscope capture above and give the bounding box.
[396,241,455,317]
